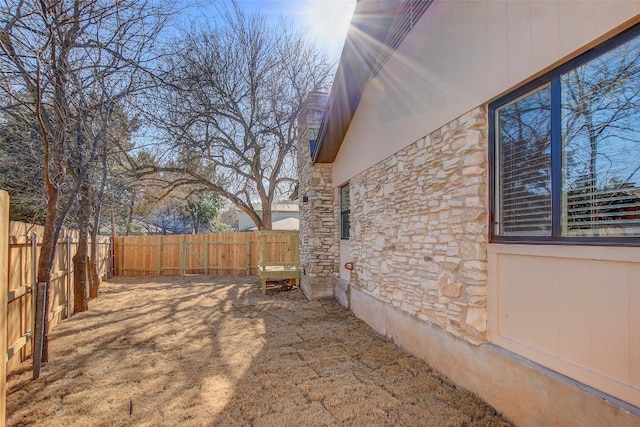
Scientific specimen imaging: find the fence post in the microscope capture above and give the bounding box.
[32,282,47,380]
[1,190,10,427]
[204,234,209,275]
[180,234,186,276]
[157,236,162,276]
[66,235,72,318]
[246,232,251,276]
[110,238,115,278]
[30,231,38,356]
[119,237,124,276]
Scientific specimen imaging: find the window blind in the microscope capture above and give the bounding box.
[497,87,552,236]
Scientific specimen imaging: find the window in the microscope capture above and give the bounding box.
[496,85,552,236]
[340,184,350,239]
[491,25,640,244]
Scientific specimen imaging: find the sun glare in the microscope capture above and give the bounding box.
[305,0,356,61]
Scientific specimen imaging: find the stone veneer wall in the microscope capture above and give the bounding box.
[297,93,338,299]
[348,106,488,344]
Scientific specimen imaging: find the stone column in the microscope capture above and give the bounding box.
[297,92,338,299]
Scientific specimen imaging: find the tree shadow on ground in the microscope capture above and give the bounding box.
[5,275,511,427]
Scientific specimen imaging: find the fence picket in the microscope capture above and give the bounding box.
[30,232,37,356]
[157,236,162,276]
[65,235,71,318]
[204,234,209,275]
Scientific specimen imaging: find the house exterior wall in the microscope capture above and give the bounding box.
[488,244,640,408]
[342,105,640,423]
[237,213,255,231]
[324,0,640,424]
[351,285,640,427]
[348,107,488,344]
[298,93,338,299]
[333,0,640,185]
[339,241,350,281]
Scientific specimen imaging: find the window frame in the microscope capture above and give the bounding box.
[489,23,640,247]
[340,183,350,240]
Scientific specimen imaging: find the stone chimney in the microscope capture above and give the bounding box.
[297,92,338,299]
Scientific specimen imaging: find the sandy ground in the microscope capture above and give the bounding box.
[6,276,511,427]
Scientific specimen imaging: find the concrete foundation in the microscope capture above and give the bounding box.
[333,278,349,308]
[300,274,334,300]
[349,287,640,427]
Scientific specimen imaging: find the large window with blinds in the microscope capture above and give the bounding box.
[491,24,640,244]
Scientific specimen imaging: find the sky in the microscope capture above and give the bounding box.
[184,0,357,63]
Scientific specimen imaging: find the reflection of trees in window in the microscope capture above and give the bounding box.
[497,87,552,235]
[493,27,640,241]
[562,37,640,236]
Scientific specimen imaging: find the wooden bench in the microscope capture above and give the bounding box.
[257,231,300,295]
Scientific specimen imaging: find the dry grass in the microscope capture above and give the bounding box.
[6,276,511,426]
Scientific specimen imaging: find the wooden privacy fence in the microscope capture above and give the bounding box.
[1,191,8,427]
[114,231,300,277]
[5,221,112,373]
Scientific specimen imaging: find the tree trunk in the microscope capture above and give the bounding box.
[261,204,272,230]
[73,184,90,313]
[73,231,89,312]
[89,144,108,297]
[36,189,61,363]
[111,208,117,279]
[89,203,101,298]
[88,230,101,299]
[125,187,136,236]
[111,208,117,239]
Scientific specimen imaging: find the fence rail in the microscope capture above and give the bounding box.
[114,231,299,277]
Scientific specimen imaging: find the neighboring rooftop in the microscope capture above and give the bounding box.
[237,202,300,231]
[246,217,300,231]
[239,202,299,213]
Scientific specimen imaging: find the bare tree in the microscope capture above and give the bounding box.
[0,108,47,222]
[138,2,333,230]
[71,99,140,306]
[0,0,174,361]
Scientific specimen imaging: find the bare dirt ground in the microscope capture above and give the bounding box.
[6,276,511,426]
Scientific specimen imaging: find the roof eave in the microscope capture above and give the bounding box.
[312,0,433,164]
[312,0,398,163]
